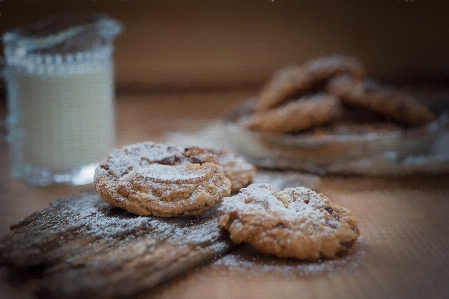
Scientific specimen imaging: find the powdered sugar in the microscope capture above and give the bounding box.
[211,243,365,278]
[164,122,233,150]
[140,164,209,182]
[220,184,330,223]
[101,142,186,177]
[35,192,226,247]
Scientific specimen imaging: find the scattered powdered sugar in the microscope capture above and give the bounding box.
[211,243,366,278]
[234,184,285,209]
[164,122,233,150]
[37,197,153,240]
[169,218,222,245]
[213,150,240,165]
[35,192,226,248]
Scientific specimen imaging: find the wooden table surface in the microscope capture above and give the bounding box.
[1,91,449,299]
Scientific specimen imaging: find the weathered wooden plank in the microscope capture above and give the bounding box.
[0,192,235,298]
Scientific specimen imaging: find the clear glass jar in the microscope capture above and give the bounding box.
[2,14,122,186]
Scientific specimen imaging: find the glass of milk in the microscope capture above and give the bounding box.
[2,14,122,186]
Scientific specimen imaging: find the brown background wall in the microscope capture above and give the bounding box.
[2,1,449,93]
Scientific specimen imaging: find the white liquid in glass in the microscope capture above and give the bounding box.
[6,62,115,185]
[3,14,122,186]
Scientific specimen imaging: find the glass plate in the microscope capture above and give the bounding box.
[224,99,449,175]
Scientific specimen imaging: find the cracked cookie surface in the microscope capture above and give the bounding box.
[94,142,231,217]
[219,184,360,260]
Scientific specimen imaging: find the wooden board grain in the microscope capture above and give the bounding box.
[0,192,235,298]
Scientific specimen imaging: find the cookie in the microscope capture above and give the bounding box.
[94,142,231,217]
[241,93,344,134]
[326,75,437,127]
[257,55,365,112]
[218,184,360,260]
[210,149,256,193]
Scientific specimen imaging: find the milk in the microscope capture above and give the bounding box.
[3,14,122,186]
[5,62,115,185]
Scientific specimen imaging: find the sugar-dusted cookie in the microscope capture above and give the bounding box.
[326,75,437,127]
[257,55,365,112]
[210,149,256,193]
[94,142,231,217]
[219,184,360,260]
[241,93,344,134]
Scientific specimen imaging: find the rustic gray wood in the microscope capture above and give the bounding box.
[0,191,235,298]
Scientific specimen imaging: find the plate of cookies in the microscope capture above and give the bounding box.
[225,55,449,175]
